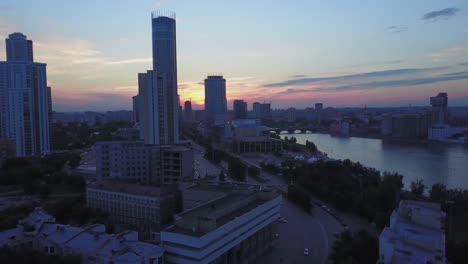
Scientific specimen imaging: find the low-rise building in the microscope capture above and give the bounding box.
[225,119,283,153]
[86,180,182,241]
[378,200,446,264]
[0,207,165,264]
[160,187,281,264]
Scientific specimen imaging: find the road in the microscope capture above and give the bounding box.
[257,200,343,264]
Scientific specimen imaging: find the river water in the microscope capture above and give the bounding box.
[281,133,468,190]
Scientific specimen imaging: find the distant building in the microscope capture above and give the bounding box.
[287,107,297,123]
[204,75,227,125]
[183,100,193,123]
[430,93,448,127]
[0,33,51,156]
[87,180,182,241]
[233,99,247,119]
[226,119,283,153]
[381,113,431,140]
[132,95,139,124]
[0,138,15,164]
[315,103,323,124]
[0,207,165,263]
[379,200,446,264]
[252,102,271,120]
[95,141,193,185]
[112,127,140,140]
[160,187,281,264]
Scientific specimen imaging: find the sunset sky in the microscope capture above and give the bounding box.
[1,0,468,111]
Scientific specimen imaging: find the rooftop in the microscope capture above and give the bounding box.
[165,188,280,237]
[87,180,175,197]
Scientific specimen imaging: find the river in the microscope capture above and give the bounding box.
[281,133,468,190]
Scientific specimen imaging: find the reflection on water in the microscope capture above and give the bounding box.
[282,133,468,190]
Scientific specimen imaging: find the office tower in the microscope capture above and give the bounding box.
[151,11,179,144]
[204,75,227,124]
[233,99,247,119]
[183,101,193,123]
[138,70,159,144]
[430,93,449,127]
[0,33,50,156]
[132,95,139,124]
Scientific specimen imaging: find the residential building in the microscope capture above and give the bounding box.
[315,103,323,124]
[378,200,446,264]
[86,180,182,241]
[160,187,281,264]
[0,207,165,263]
[94,140,193,185]
[233,100,247,119]
[0,33,51,156]
[204,75,227,125]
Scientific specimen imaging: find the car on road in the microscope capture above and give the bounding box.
[344,226,350,231]
[303,248,310,256]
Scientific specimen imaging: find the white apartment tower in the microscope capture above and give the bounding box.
[0,33,50,156]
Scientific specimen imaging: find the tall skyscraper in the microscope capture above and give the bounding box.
[152,11,179,144]
[252,102,271,119]
[233,99,247,119]
[137,12,180,144]
[204,75,227,124]
[315,103,323,124]
[0,33,50,156]
[134,11,180,145]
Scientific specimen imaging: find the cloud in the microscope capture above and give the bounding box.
[422,7,459,21]
[465,28,468,33]
[264,68,436,87]
[430,45,468,62]
[277,88,310,95]
[289,74,308,78]
[387,25,408,33]
[318,72,468,92]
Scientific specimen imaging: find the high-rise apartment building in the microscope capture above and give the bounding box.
[0,33,51,156]
[204,75,227,124]
[233,99,247,119]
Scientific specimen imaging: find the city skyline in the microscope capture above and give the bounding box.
[1,0,468,111]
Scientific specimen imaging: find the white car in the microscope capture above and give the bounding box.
[304,248,310,256]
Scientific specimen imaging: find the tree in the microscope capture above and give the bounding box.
[228,157,246,181]
[430,183,448,202]
[248,166,260,178]
[68,153,82,169]
[410,179,426,197]
[330,230,378,264]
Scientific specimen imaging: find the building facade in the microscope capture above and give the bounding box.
[0,33,51,156]
[183,101,193,123]
[86,180,182,241]
[204,75,227,125]
[95,141,193,185]
[378,200,446,264]
[160,188,281,264]
[430,93,448,127]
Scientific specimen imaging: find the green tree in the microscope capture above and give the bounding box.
[410,179,426,197]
